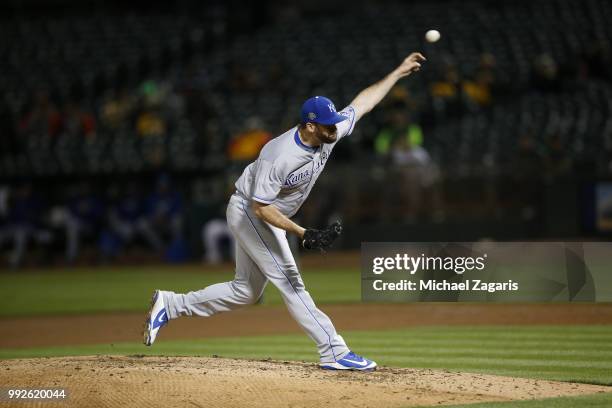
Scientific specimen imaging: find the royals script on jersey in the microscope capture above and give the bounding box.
[235,106,357,217]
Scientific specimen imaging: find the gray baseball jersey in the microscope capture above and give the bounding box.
[235,105,357,217]
[161,105,358,363]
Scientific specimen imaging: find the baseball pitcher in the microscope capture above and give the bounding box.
[144,52,426,371]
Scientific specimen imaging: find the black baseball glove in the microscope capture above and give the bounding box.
[302,221,343,251]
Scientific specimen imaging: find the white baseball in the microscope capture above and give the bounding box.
[425,30,441,43]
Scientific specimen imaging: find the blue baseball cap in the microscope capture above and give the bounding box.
[301,96,348,125]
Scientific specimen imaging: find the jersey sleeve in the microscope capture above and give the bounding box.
[251,158,284,204]
[335,105,357,140]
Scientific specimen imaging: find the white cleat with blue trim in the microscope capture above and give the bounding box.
[319,351,377,371]
[143,290,168,346]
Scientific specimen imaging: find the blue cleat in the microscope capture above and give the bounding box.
[143,290,168,346]
[319,351,377,371]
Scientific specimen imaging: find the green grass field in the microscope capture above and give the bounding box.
[0,265,359,316]
[1,265,611,407]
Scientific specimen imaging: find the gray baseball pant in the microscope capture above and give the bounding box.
[161,193,349,363]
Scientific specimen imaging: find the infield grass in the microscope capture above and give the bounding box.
[436,393,612,407]
[2,326,611,384]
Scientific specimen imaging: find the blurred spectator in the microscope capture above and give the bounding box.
[202,219,234,264]
[227,117,272,161]
[376,111,441,221]
[65,184,105,263]
[1,184,52,268]
[18,91,63,138]
[107,184,162,256]
[374,111,423,157]
[385,85,413,110]
[531,54,562,93]
[140,80,165,107]
[462,54,497,109]
[100,88,136,130]
[393,138,441,221]
[63,102,96,138]
[430,61,463,117]
[161,86,185,125]
[143,175,185,258]
[193,176,235,264]
[136,108,166,137]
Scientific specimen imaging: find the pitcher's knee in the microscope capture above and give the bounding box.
[282,270,305,291]
[230,281,260,305]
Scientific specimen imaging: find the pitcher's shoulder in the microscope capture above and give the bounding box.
[259,127,300,160]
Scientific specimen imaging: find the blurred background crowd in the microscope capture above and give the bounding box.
[1,0,612,268]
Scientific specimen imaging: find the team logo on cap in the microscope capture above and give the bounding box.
[308,112,317,120]
[328,103,336,112]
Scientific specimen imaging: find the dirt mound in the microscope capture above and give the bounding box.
[1,356,610,408]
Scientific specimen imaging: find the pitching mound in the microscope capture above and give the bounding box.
[1,356,610,407]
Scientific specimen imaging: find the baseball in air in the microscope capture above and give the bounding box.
[425,30,441,43]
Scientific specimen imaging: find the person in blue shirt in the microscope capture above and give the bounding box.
[3,183,52,268]
[142,174,184,254]
[65,184,105,263]
[108,183,163,253]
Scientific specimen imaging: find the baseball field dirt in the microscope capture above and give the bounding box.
[1,355,610,408]
[2,303,611,349]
